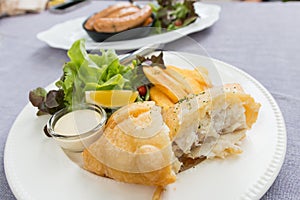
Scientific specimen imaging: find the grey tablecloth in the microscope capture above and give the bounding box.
[1,1,299,200]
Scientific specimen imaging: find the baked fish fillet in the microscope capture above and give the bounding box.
[163,83,261,161]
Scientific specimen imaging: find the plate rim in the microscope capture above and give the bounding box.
[4,54,286,200]
[207,58,287,200]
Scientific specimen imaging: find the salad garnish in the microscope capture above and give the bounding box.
[150,0,198,33]
[29,39,164,115]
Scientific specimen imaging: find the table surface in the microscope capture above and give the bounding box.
[1,1,299,200]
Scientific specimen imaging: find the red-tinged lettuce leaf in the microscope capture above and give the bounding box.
[29,87,46,107]
[136,52,165,68]
[29,88,65,115]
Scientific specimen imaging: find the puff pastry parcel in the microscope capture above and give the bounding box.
[83,102,181,186]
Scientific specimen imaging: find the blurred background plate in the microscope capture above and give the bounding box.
[36,3,221,50]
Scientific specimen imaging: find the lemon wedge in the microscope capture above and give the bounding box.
[85,90,139,108]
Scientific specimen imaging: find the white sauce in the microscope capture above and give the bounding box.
[54,109,102,136]
[53,109,104,152]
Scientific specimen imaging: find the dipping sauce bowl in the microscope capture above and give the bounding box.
[46,104,107,152]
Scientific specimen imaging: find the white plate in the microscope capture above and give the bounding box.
[37,3,220,50]
[4,52,286,200]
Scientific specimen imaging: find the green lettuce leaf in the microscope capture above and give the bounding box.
[56,39,138,106]
[89,49,118,67]
[67,39,90,68]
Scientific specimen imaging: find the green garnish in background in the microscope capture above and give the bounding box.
[150,0,198,33]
